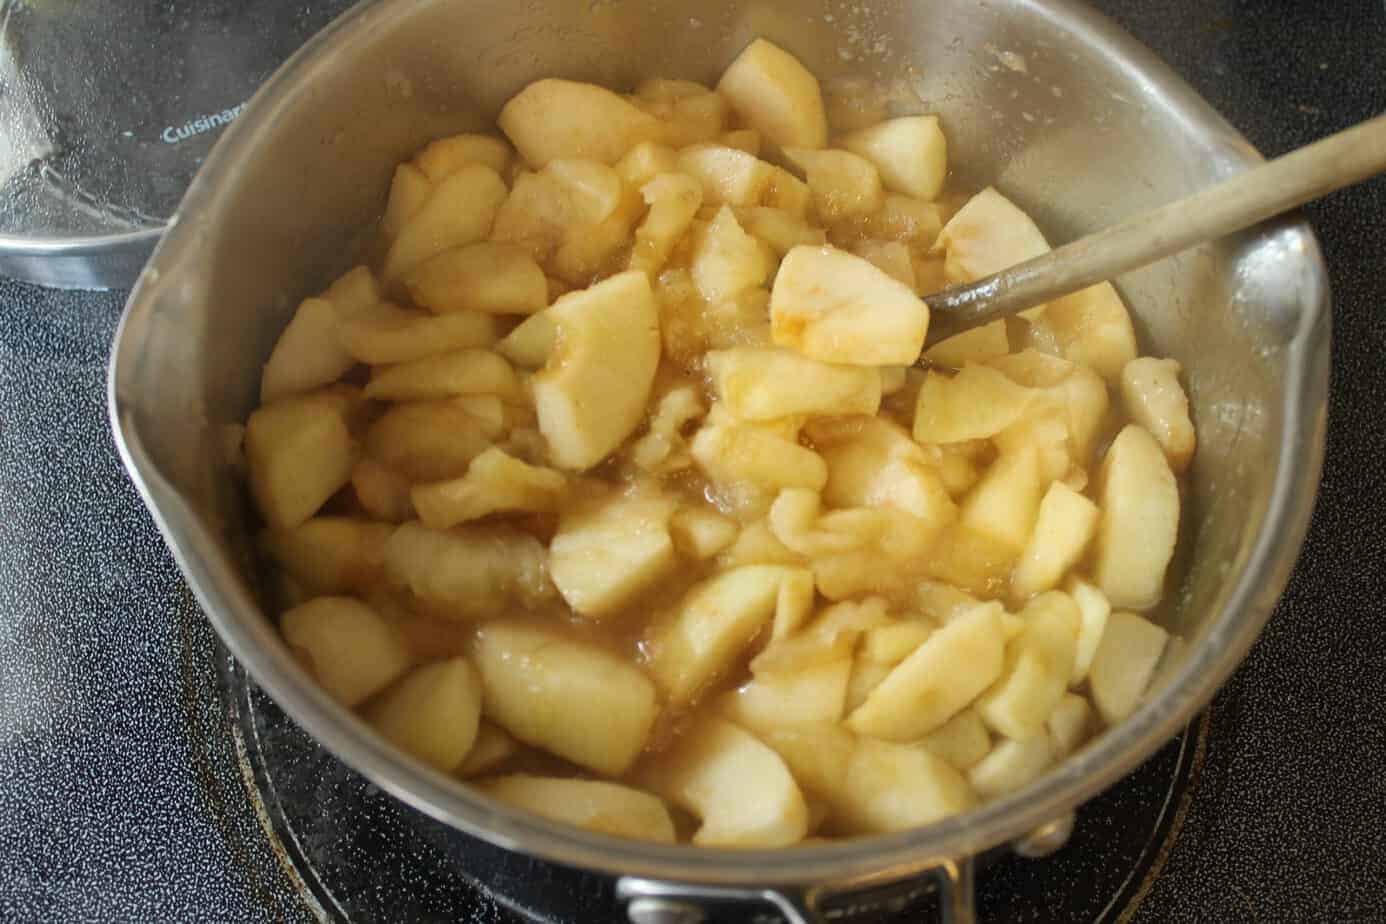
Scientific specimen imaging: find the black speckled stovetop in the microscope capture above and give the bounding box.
[1,2,1385,922]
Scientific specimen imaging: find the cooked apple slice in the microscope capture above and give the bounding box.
[975,591,1080,740]
[811,416,957,528]
[414,133,512,180]
[913,364,1035,444]
[783,147,883,222]
[366,657,482,772]
[676,144,775,207]
[846,602,1006,740]
[922,708,992,772]
[924,320,1009,370]
[719,656,852,730]
[634,78,729,148]
[351,459,414,522]
[403,242,548,316]
[1088,610,1169,724]
[770,245,928,366]
[690,414,828,496]
[756,722,856,802]
[836,737,975,834]
[246,388,359,530]
[411,447,567,529]
[735,206,826,256]
[1010,482,1101,600]
[548,492,677,618]
[689,206,772,304]
[616,141,680,189]
[706,347,880,421]
[472,622,658,775]
[848,238,916,288]
[280,597,409,706]
[1038,282,1139,382]
[383,164,508,282]
[532,271,661,469]
[1047,692,1092,758]
[648,565,805,705]
[1120,357,1196,473]
[479,775,676,843]
[920,524,1016,597]
[382,165,431,243]
[860,621,934,665]
[968,734,1054,798]
[494,313,554,372]
[259,297,356,403]
[456,721,519,777]
[717,38,828,150]
[365,349,521,402]
[363,398,496,482]
[338,304,497,366]
[668,505,739,560]
[639,715,808,847]
[630,172,704,276]
[384,522,553,619]
[959,447,1044,555]
[260,517,394,596]
[1092,424,1180,609]
[934,186,1050,284]
[1065,576,1112,685]
[499,78,664,167]
[838,115,948,201]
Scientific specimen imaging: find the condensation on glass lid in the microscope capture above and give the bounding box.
[0,0,354,240]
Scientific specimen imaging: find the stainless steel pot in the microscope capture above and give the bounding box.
[108,0,1329,920]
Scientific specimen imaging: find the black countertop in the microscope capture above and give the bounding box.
[1,2,1384,921]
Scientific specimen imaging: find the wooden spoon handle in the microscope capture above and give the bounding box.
[923,111,1386,338]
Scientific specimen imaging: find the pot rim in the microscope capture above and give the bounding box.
[108,0,1329,891]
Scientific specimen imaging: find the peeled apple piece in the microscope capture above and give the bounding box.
[974,591,1080,740]
[280,597,409,707]
[1120,357,1196,473]
[366,657,482,772]
[499,78,664,167]
[532,271,661,470]
[846,601,1006,740]
[260,297,356,403]
[836,737,976,834]
[705,347,881,420]
[548,493,677,618]
[639,715,809,848]
[770,245,929,366]
[472,621,659,776]
[383,164,508,282]
[1088,610,1169,724]
[934,186,1050,284]
[716,38,828,150]
[1092,424,1180,609]
[838,115,948,201]
[479,775,677,843]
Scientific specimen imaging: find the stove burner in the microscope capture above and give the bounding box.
[221,646,1206,923]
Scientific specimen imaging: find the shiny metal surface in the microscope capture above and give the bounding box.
[107,0,1329,917]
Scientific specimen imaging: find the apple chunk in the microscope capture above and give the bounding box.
[478,775,676,843]
[245,388,358,531]
[1088,610,1169,724]
[499,78,664,167]
[836,737,976,834]
[1120,357,1196,473]
[846,601,1006,740]
[532,271,662,470]
[639,716,808,847]
[838,115,948,201]
[933,186,1050,284]
[280,597,409,707]
[717,38,828,150]
[366,657,482,772]
[975,591,1080,740]
[548,493,677,618]
[1092,424,1180,609]
[770,245,929,366]
[472,622,658,776]
[1010,481,1100,600]
[706,347,881,420]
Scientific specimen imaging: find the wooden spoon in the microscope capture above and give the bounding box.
[920,112,1386,350]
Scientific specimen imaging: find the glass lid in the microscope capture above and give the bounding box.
[0,0,356,288]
